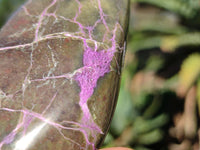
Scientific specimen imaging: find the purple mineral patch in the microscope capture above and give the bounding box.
[75,47,114,104]
[74,45,115,149]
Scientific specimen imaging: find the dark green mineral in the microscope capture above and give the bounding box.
[0,0,129,149]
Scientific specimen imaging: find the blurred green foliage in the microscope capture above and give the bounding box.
[0,0,199,150]
[0,0,25,27]
[103,0,200,150]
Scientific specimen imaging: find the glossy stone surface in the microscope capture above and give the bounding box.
[0,0,129,149]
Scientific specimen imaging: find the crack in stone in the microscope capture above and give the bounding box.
[0,32,108,52]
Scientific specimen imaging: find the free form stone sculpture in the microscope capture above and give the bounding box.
[0,0,129,149]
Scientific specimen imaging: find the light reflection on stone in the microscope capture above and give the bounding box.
[14,122,47,150]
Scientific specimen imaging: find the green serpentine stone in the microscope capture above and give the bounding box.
[0,0,129,149]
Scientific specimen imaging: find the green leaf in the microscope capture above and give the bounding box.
[178,53,200,95]
[102,133,114,146]
[161,33,200,52]
[110,83,135,136]
[137,129,164,145]
[131,0,199,18]
[0,0,25,27]
[133,114,168,134]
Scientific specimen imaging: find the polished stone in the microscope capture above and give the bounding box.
[0,0,129,149]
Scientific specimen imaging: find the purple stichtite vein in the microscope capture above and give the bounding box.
[0,0,122,149]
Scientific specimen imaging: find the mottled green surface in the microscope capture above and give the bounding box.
[0,0,129,149]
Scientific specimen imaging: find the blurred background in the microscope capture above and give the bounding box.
[0,0,200,150]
